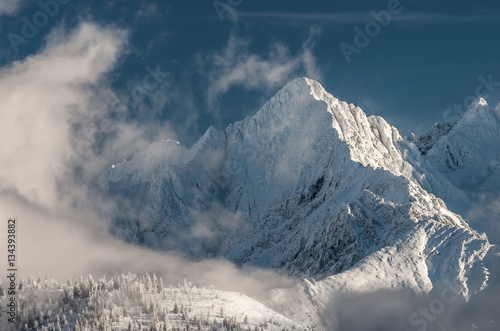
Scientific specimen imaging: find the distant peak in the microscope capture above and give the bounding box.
[449,97,492,127]
[460,97,490,120]
[469,97,488,109]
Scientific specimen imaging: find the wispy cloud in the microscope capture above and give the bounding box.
[0,19,185,213]
[134,3,162,21]
[196,25,323,115]
[238,11,498,26]
[239,12,373,25]
[0,0,23,16]
[392,12,499,24]
[0,21,129,209]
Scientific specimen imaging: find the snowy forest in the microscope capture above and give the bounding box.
[0,274,305,331]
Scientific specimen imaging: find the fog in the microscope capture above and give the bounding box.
[0,187,294,301]
[322,287,500,331]
[467,193,500,246]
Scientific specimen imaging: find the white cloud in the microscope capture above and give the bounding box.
[0,20,183,213]
[0,0,23,15]
[0,22,128,209]
[197,26,323,114]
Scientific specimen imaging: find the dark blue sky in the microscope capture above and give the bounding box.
[1,0,499,144]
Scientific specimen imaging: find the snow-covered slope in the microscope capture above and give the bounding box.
[422,98,500,196]
[97,77,499,328]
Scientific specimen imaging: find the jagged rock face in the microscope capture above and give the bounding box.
[97,77,483,281]
[416,123,453,155]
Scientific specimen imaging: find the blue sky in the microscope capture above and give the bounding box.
[1,0,499,147]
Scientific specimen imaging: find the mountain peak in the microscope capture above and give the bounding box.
[459,97,490,120]
[229,77,410,178]
[471,97,488,108]
[283,76,319,88]
[242,77,333,132]
[279,77,333,104]
[455,96,495,128]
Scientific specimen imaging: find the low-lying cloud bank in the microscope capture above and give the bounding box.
[322,287,500,331]
[0,190,293,300]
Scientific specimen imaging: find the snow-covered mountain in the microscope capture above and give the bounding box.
[422,97,500,192]
[97,77,500,329]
